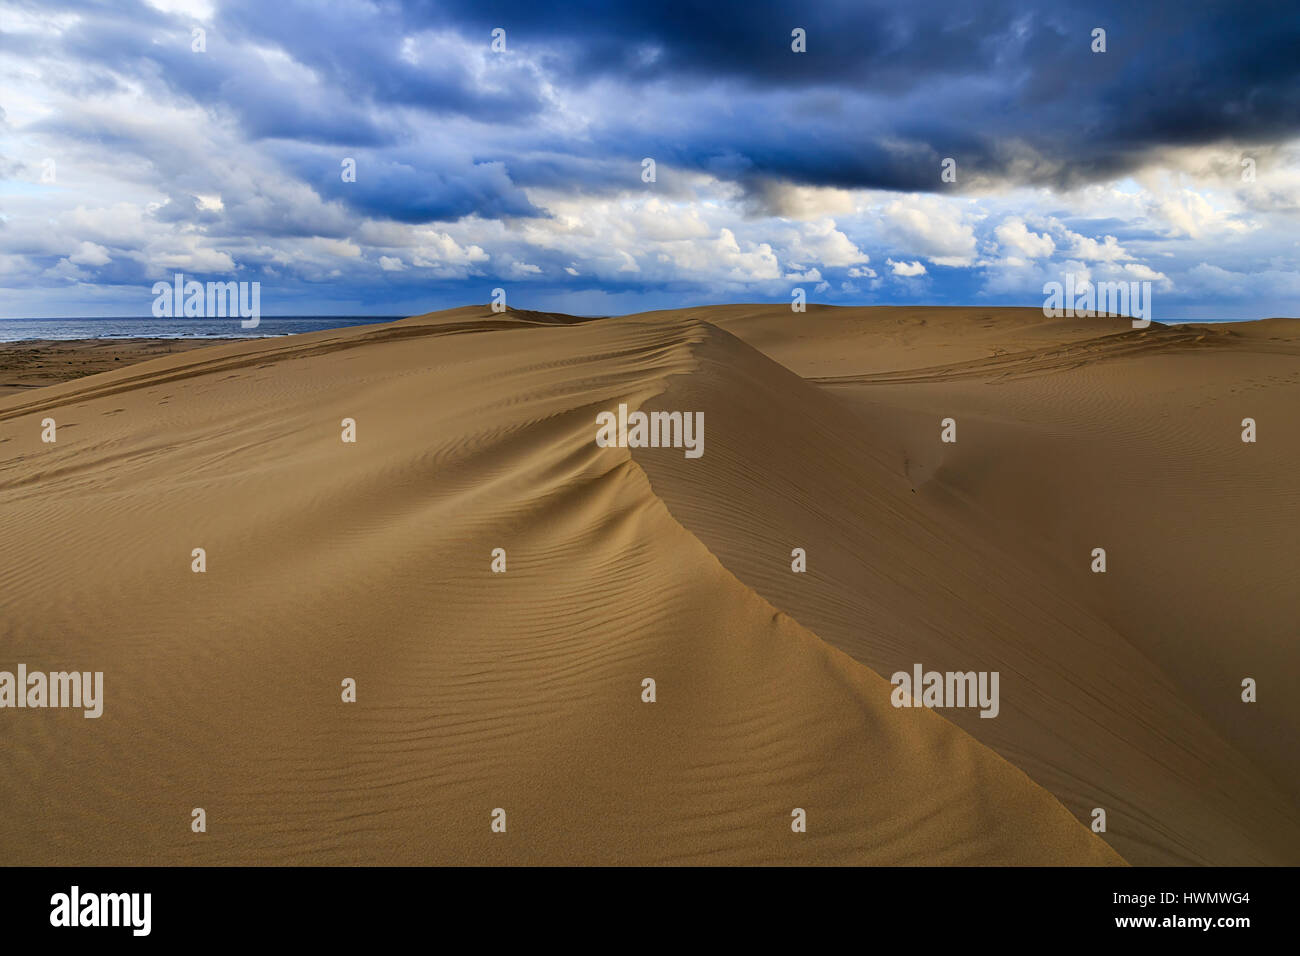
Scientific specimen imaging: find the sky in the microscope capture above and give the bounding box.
[1,0,1298,320]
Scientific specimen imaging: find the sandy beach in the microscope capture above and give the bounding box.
[0,339,222,401]
[1,305,1296,865]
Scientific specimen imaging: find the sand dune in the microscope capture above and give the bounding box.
[633,309,1300,865]
[2,303,1295,865]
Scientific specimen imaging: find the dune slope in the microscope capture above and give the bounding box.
[633,306,1300,865]
[0,307,1119,865]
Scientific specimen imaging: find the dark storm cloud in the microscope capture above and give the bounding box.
[305,153,543,223]
[11,0,1297,218]
[6,0,1298,320]
[407,0,1300,191]
[215,0,552,125]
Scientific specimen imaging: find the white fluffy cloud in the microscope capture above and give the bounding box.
[888,258,927,277]
[783,219,869,268]
[67,242,111,267]
[1064,232,1129,262]
[995,217,1055,258]
[880,196,978,266]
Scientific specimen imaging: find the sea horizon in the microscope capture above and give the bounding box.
[0,315,405,342]
[0,308,1278,342]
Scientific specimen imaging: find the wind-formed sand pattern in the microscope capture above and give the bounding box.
[1,305,1297,865]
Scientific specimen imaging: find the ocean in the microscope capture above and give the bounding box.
[0,316,404,342]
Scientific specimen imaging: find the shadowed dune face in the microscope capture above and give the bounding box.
[630,312,1300,866]
[1,303,1295,865]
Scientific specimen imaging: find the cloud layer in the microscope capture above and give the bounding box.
[2,0,1298,318]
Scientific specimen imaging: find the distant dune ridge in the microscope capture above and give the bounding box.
[1,304,1297,865]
